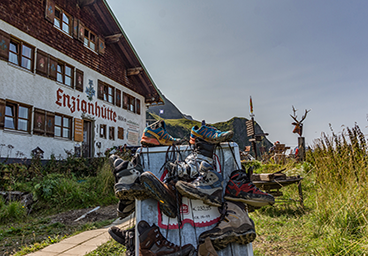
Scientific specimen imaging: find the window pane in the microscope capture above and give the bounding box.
[21,57,31,70]
[9,52,18,65]
[10,42,17,53]
[55,126,61,136]
[22,45,32,58]
[84,38,88,46]
[18,106,28,119]
[62,13,69,23]
[55,115,62,126]
[63,128,70,138]
[5,105,14,116]
[62,23,69,33]
[57,64,62,72]
[65,66,71,76]
[5,117,15,129]
[57,73,63,83]
[65,77,71,86]
[18,119,28,131]
[54,19,61,28]
[90,42,95,51]
[63,117,69,127]
[108,95,113,103]
[55,9,60,18]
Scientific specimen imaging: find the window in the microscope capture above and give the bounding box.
[123,93,138,113]
[97,80,114,104]
[9,38,34,71]
[108,86,114,104]
[54,7,71,35]
[57,61,74,87]
[109,127,115,140]
[123,93,128,110]
[116,89,121,107]
[55,114,71,139]
[84,28,96,51]
[100,124,106,139]
[4,102,31,132]
[129,96,135,112]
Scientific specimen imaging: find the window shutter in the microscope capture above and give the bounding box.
[46,112,55,136]
[72,18,79,39]
[118,127,124,140]
[76,69,84,92]
[0,99,5,128]
[123,92,128,109]
[109,126,114,140]
[97,80,103,100]
[0,29,10,61]
[111,87,115,104]
[136,99,141,115]
[78,22,85,43]
[97,37,105,54]
[36,50,49,76]
[116,89,121,107]
[45,0,55,23]
[49,56,57,80]
[34,109,46,134]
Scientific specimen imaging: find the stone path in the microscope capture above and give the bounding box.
[25,216,135,256]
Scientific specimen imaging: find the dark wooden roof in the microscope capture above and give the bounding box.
[84,0,164,105]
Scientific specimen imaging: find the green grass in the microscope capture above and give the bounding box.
[11,218,115,256]
[86,239,127,256]
[0,158,118,255]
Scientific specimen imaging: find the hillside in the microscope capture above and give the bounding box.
[147,96,272,153]
[147,94,193,120]
[147,112,272,154]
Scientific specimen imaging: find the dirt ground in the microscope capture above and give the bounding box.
[0,205,118,256]
[48,204,117,226]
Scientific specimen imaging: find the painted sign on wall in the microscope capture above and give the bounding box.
[74,118,84,142]
[55,88,117,122]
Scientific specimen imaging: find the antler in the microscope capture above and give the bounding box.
[300,109,311,123]
[290,105,298,123]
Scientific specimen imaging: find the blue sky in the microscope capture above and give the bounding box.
[106,0,368,148]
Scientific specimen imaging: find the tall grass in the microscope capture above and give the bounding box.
[308,124,368,254]
[31,159,117,213]
[0,197,27,224]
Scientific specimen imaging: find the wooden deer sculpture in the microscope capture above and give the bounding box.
[290,106,310,137]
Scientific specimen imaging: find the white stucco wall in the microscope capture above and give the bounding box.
[0,20,147,159]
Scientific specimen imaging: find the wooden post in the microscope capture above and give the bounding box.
[298,137,305,162]
[251,117,258,160]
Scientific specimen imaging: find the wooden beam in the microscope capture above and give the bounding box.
[91,3,119,35]
[127,67,143,76]
[78,0,95,7]
[106,33,122,44]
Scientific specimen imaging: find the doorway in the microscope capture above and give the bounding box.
[83,120,93,157]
